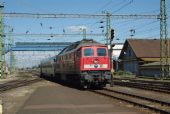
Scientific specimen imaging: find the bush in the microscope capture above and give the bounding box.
[114,70,133,76]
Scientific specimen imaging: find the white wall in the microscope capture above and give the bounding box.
[112,44,123,60]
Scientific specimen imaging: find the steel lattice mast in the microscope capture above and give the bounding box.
[0,3,4,78]
[160,0,169,78]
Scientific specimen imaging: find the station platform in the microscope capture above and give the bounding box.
[16,83,148,114]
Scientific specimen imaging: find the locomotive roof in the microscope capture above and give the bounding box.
[58,39,105,55]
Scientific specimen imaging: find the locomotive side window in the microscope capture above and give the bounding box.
[84,48,94,56]
[76,49,81,57]
[97,48,107,56]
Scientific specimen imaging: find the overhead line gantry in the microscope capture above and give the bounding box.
[5,33,105,37]
[4,12,159,46]
[4,12,159,19]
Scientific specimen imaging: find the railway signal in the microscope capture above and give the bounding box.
[109,28,115,87]
[110,29,115,41]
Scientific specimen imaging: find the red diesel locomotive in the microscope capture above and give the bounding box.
[40,39,111,88]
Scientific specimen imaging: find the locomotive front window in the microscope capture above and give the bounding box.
[84,48,94,56]
[97,48,107,56]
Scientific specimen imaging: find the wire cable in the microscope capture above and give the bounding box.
[112,0,133,14]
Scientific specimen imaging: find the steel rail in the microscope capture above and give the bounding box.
[0,78,42,93]
[91,89,170,114]
[113,81,170,94]
[103,88,170,106]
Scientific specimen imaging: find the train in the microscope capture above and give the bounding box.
[40,39,112,88]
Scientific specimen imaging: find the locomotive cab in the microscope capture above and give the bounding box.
[79,46,111,87]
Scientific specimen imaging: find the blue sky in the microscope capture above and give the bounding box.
[3,0,170,43]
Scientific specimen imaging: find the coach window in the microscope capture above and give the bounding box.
[97,48,107,56]
[84,48,94,56]
[76,49,81,57]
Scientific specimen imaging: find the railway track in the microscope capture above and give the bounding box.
[0,78,42,93]
[113,80,170,94]
[91,88,170,114]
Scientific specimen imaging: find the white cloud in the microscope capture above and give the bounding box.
[65,25,88,32]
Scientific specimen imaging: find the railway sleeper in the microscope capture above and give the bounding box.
[92,89,170,114]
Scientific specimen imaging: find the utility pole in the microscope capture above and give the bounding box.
[9,28,15,73]
[160,0,168,78]
[0,3,4,78]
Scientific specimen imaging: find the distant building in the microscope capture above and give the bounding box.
[118,39,170,77]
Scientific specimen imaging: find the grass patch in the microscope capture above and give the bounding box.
[113,70,135,78]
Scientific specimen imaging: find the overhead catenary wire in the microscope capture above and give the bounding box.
[114,20,159,39]
[7,13,160,44]
[136,26,159,35]
[75,0,127,27]
[4,12,159,43]
[133,20,159,30]
[112,0,133,14]
[73,0,134,39]
[116,26,160,40]
[119,20,159,34]
[113,12,160,37]
[112,13,159,31]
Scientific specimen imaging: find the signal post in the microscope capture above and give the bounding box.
[109,28,115,87]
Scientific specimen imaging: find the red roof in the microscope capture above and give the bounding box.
[119,39,170,58]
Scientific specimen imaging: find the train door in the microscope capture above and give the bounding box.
[75,48,81,72]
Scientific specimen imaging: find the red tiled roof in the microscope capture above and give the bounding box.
[120,39,170,58]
